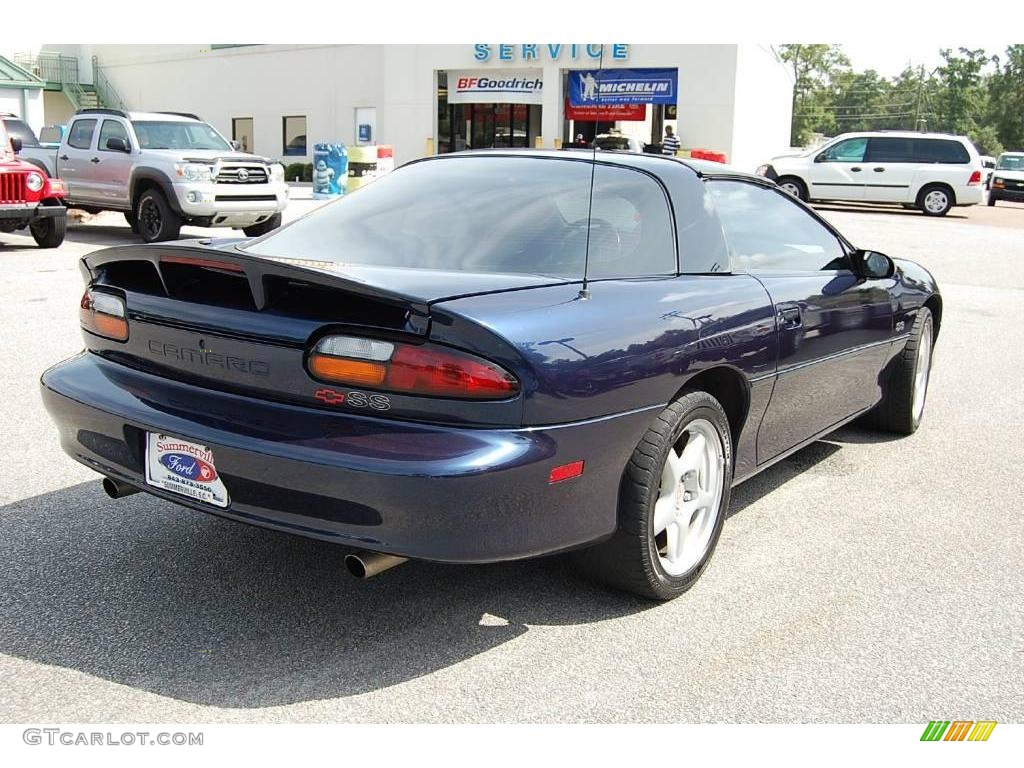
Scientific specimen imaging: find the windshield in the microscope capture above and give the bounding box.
[245,156,676,279]
[594,136,632,151]
[996,154,1024,171]
[3,119,40,148]
[131,120,231,151]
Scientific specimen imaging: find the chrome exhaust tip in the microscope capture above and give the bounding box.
[102,477,140,499]
[345,552,408,579]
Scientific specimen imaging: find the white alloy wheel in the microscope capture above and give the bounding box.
[923,188,950,214]
[652,418,726,576]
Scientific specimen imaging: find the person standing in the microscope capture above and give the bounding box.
[662,125,681,155]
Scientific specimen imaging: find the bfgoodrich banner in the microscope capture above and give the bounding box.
[569,68,678,106]
[448,70,544,104]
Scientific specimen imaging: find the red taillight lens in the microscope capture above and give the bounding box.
[80,289,129,342]
[308,334,519,400]
[968,170,982,185]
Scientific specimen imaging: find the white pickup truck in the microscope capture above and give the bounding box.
[28,108,289,242]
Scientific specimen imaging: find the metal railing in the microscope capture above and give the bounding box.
[92,57,128,112]
[12,51,79,84]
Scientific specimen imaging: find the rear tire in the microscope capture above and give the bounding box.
[865,306,934,435]
[776,176,809,202]
[29,214,66,248]
[918,184,953,217]
[575,391,733,601]
[242,212,282,238]
[135,188,181,243]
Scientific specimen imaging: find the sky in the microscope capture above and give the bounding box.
[842,42,1015,76]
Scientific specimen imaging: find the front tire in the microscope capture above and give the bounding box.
[242,212,282,238]
[575,391,733,601]
[135,189,181,243]
[987,194,997,207]
[124,210,139,233]
[918,184,953,217]
[866,306,935,434]
[29,214,66,248]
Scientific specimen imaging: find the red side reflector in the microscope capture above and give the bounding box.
[549,461,584,484]
[160,255,245,272]
[968,170,982,185]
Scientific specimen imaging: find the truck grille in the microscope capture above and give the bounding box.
[216,165,268,184]
[0,172,27,204]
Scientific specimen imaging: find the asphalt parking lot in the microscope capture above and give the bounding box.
[1,192,1022,723]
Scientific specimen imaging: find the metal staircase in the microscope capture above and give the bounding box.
[12,52,126,113]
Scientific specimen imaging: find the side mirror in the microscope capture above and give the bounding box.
[230,140,241,151]
[10,137,22,153]
[106,137,130,152]
[814,152,826,163]
[851,249,895,280]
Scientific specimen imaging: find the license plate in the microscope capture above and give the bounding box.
[145,433,230,508]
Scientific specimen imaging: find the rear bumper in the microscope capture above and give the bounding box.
[0,201,65,221]
[41,353,657,562]
[956,186,984,206]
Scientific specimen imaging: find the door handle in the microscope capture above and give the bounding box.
[873,167,885,172]
[90,157,101,164]
[850,167,863,172]
[59,154,69,160]
[778,303,802,329]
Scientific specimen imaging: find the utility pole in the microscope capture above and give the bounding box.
[913,64,926,132]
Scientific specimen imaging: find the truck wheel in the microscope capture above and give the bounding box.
[136,189,181,243]
[987,194,997,207]
[124,211,139,233]
[30,215,66,248]
[574,391,733,601]
[242,213,282,238]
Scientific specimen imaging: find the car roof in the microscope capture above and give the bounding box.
[128,112,200,122]
[433,148,762,183]
[831,130,972,142]
[1000,151,1024,156]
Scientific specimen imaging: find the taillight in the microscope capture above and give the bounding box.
[968,170,982,185]
[308,334,519,400]
[80,289,128,342]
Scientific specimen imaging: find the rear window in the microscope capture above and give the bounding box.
[913,139,970,164]
[3,119,39,147]
[246,157,677,279]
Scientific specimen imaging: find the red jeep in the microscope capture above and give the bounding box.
[1,118,67,248]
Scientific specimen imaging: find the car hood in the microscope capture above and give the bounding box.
[994,169,1024,181]
[139,148,276,164]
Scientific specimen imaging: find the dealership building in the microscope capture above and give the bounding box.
[11,44,793,172]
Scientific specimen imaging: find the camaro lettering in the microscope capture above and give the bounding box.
[147,340,270,377]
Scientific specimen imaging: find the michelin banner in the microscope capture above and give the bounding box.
[448,69,544,105]
[569,68,678,106]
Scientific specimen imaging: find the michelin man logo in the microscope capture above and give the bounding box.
[579,72,599,102]
[313,160,335,194]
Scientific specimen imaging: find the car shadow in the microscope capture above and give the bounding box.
[2,436,853,709]
[0,481,650,709]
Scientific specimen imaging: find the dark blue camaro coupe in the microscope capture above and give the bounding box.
[42,151,940,600]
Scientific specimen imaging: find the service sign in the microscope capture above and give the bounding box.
[569,68,678,106]
[448,70,543,105]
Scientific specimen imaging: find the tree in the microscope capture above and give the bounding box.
[988,45,1024,151]
[778,44,850,145]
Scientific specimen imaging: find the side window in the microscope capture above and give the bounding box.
[822,137,868,163]
[67,119,97,150]
[98,119,129,151]
[708,181,848,273]
[551,165,676,278]
[914,139,970,164]
[867,137,914,163]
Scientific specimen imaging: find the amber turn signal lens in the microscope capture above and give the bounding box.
[308,354,387,386]
[80,289,129,342]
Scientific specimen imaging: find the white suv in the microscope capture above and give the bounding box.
[757,131,984,216]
